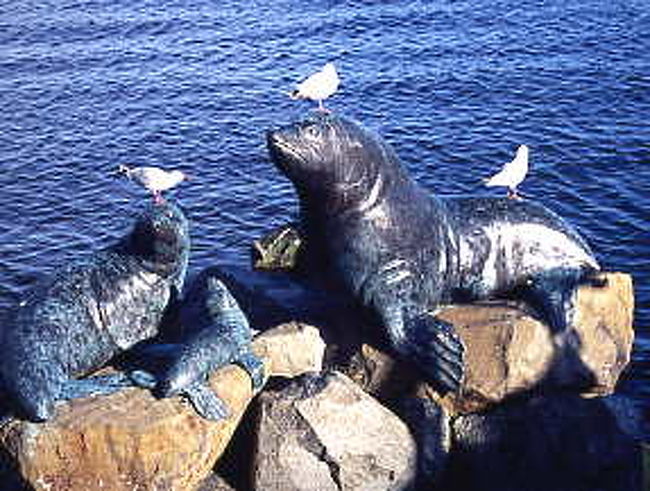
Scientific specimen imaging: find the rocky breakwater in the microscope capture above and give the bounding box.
[0,202,327,490]
[0,215,642,490]
[234,221,643,490]
[0,322,325,490]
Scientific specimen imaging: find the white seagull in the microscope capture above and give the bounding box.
[484,144,529,199]
[290,62,340,111]
[118,165,187,204]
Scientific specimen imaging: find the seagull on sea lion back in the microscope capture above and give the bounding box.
[484,144,529,199]
[118,165,188,204]
[290,62,340,112]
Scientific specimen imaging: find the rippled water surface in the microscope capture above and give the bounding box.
[1,0,648,410]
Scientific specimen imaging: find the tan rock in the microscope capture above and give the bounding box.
[341,273,634,413]
[570,272,635,391]
[0,323,325,491]
[253,372,417,491]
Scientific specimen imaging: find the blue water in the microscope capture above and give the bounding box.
[1,1,648,412]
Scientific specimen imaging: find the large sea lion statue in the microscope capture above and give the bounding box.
[266,113,600,393]
[0,202,190,422]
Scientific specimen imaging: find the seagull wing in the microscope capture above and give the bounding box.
[295,63,340,100]
[485,145,529,188]
[130,167,168,191]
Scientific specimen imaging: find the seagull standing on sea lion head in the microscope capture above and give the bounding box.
[118,165,188,204]
[290,62,340,112]
[484,144,529,199]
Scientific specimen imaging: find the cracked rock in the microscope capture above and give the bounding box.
[253,372,417,490]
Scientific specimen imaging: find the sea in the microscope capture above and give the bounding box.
[0,0,648,426]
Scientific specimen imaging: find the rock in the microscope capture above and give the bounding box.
[441,394,644,491]
[195,472,236,491]
[0,323,325,491]
[439,272,634,411]
[339,273,634,413]
[253,371,417,490]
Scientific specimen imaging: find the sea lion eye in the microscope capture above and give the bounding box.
[302,125,321,142]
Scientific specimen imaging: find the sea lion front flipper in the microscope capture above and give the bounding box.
[128,369,159,389]
[182,383,229,421]
[401,314,465,394]
[234,351,266,390]
[60,372,134,400]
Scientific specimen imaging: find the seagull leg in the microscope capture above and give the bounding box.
[153,192,165,205]
[317,100,331,113]
[508,188,522,200]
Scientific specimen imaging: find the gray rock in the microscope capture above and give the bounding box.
[443,394,643,491]
[253,372,417,490]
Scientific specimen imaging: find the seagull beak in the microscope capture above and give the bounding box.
[115,164,131,177]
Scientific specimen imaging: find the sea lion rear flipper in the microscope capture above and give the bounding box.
[183,383,229,421]
[234,351,266,390]
[402,314,465,394]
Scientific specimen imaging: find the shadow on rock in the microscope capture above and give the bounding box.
[440,394,643,491]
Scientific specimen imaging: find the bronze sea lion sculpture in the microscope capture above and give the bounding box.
[0,202,189,421]
[266,113,599,393]
[127,267,265,420]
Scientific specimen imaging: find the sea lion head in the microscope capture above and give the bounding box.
[125,201,190,284]
[267,113,407,211]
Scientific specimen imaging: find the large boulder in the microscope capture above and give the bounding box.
[253,371,417,490]
[0,323,325,490]
[436,272,635,412]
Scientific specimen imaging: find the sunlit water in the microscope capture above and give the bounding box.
[1,0,648,420]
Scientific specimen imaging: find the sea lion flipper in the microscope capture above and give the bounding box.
[183,384,229,421]
[403,315,465,394]
[234,351,266,389]
[128,369,159,389]
[60,373,134,400]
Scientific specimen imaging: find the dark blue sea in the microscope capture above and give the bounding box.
[0,0,648,419]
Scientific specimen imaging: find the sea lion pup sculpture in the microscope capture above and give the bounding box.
[266,113,600,394]
[127,268,265,420]
[0,202,190,422]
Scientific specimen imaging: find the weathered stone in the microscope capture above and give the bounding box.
[441,394,644,491]
[253,372,417,490]
[0,323,325,491]
[340,273,634,413]
[195,472,236,491]
[442,272,634,411]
